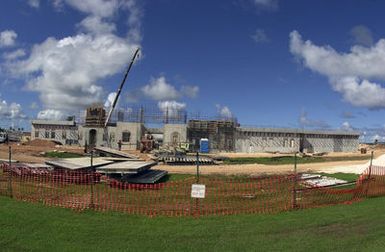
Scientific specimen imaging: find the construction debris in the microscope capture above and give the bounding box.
[161,155,214,165]
[301,173,348,188]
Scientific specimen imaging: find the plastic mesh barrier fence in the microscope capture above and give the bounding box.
[1,162,384,217]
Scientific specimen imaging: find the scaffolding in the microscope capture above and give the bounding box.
[187,120,237,152]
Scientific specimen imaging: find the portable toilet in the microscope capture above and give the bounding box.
[199,138,209,153]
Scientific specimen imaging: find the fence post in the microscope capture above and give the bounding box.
[292,152,297,209]
[8,146,13,198]
[195,152,200,217]
[365,151,374,197]
[196,152,200,183]
[90,150,94,209]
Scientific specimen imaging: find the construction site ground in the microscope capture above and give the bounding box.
[1,141,384,176]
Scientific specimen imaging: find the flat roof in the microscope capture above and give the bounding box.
[237,127,360,136]
[32,120,76,126]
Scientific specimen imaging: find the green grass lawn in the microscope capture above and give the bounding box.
[223,155,370,165]
[320,173,360,182]
[44,151,83,158]
[1,195,385,251]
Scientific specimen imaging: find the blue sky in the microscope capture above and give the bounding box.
[0,0,385,142]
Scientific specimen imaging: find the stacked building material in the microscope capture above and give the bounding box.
[160,155,214,165]
[92,147,167,183]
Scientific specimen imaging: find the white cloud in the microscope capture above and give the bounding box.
[0,30,17,48]
[54,0,142,40]
[59,0,120,17]
[79,16,116,34]
[8,0,142,118]
[341,121,353,131]
[104,92,117,108]
[252,29,269,43]
[28,0,40,8]
[216,104,233,118]
[140,76,199,101]
[142,76,180,100]
[158,100,186,117]
[37,109,64,120]
[252,0,278,10]
[290,30,385,109]
[2,49,26,60]
[0,98,26,119]
[371,134,385,143]
[350,25,373,47]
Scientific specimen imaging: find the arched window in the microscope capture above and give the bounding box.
[122,131,131,142]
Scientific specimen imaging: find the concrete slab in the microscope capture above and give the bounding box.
[23,163,53,169]
[94,147,139,159]
[46,157,114,170]
[0,158,18,163]
[101,157,142,162]
[97,161,157,174]
[303,177,347,187]
[122,169,168,184]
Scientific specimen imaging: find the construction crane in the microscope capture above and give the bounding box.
[102,48,140,148]
[104,47,140,128]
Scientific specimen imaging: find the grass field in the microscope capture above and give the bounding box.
[1,196,385,251]
[223,155,370,165]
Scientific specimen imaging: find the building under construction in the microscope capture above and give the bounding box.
[30,105,360,153]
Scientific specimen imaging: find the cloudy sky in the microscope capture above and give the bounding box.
[0,0,385,142]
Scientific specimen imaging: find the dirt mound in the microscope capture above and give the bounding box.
[26,139,58,148]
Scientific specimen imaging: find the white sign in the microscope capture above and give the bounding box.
[191,184,206,198]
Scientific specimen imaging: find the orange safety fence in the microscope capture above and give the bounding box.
[1,162,385,217]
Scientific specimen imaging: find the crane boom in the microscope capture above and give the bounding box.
[104,47,140,128]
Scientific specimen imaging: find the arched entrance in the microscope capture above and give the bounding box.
[171,132,180,146]
[89,129,97,148]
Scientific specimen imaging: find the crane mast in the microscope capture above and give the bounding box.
[104,48,140,128]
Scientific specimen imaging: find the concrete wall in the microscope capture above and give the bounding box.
[303,134,358,153]
[79,123,144,150]
[235,128,360,153]
[113,122,144,150]
[31,124,79,145]
[235,130,300,153]
[164,124,187,146]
